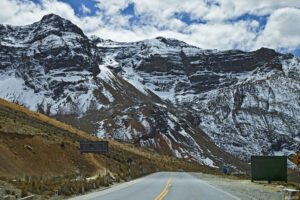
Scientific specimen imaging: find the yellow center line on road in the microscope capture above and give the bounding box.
[154,174,172,200]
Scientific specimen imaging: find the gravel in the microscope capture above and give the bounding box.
[191,173,283,200]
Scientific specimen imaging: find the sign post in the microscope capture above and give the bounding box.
[79,141,109,193]
[54,190,58,200]
[105,156,109,184]
[127,158,133,179]
[80,152,83,194]
[139,162,143,175]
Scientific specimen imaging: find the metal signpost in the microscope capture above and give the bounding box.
[139,162,143,175]
[127,158,133,179]
[54,190,58,200]
[80,141,109,193]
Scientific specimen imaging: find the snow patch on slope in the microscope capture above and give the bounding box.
[98,64,115,83]
[0,75,45,111]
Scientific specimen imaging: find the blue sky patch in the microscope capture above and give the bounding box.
[174,12,207,25]
[279,47,300,57]
[64,0,99,16]
[121,3,135,16]
[227,13,269,33]
[29,0,99,16]
[120,2,138,27]
[205,0,220,7]
[292,48,300,57]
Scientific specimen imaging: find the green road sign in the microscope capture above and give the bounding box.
[80,141,108,153]
[251,156,287,183]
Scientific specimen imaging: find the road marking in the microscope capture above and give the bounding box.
[154,174,172,200]
[159,189,169,200]
[195,178,241,200]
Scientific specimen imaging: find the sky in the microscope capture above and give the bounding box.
[0,0,300,57]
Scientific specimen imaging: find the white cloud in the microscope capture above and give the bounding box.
[80,4,91,15]
[0,0,46,25]
[0,0,77,26]
[201,0,300,21]
[94,0,128,15]
[0,0,299,54]
[183,21,257,50]
[255,7,300,50]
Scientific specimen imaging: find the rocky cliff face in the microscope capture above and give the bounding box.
[0,14,299,169]
[192,56,300,161]
[92,36,300,162]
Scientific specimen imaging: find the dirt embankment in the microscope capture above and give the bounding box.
[0,132,105,177]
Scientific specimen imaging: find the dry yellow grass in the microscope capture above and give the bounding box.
[0,98,157,162]
[0,98,96,140]
[0,99,146,158]
[0,98,150,160]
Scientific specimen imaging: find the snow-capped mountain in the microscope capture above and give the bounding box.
[0,14,299,169]
[92,36,300,162]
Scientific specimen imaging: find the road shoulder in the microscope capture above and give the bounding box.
[68,173,155,200]
[190,172,283,200]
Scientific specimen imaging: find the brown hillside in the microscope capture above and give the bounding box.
[0,98,204,178]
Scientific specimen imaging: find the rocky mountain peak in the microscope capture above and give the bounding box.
[37,13,85,38]
[153,36,191,47]
[40,13,64,22]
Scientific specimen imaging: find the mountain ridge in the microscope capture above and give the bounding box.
[0,13,299,169]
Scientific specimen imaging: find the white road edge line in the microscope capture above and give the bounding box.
[188,173,241,200]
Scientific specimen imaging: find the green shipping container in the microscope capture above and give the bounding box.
[251,156,287,183]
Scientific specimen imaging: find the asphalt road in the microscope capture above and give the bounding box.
[69,172,240,200]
